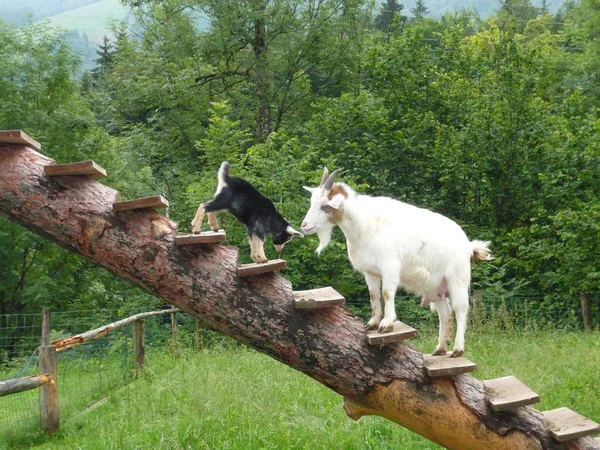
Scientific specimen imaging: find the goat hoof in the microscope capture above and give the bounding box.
[431,348,447,357]
[377,319,395,334]
[211,228,219,232]
[450,349,464,358]
[364,321,379,331]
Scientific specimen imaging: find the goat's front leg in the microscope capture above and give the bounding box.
[364,273,382,331]
[191,203,206,234]
[249,233,268,264]
[379,277,398,333]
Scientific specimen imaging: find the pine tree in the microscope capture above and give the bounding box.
[91,36,114,80]
[411,0,429,21]
[374,0,404,33]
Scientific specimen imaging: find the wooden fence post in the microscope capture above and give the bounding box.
[39,308,59,434]
[195,318,203,350]
[171,312,178,356]
[580,293,592,332]
[471,290,484,331]
[132,319,145,372]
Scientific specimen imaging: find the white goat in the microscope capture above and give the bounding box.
[301,168,492,357]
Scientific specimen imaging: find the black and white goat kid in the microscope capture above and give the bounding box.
[191,162,303,264]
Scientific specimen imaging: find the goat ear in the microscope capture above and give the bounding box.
[286,226,304,238]
[327,194,344,210]
[303,186,316,194]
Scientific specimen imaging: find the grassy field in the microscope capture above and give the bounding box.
[2,329,599,450]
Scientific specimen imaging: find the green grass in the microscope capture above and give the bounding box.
[2,330,599,450]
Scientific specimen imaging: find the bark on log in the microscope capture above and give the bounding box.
[0,143,598,450]
[0,374,51,397]
[51,308,180,352]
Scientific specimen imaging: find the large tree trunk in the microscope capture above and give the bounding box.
[0,142,598,450]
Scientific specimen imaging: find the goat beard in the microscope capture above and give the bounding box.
[316,226,334,255]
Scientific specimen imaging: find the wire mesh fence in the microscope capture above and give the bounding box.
[0,307,229,443]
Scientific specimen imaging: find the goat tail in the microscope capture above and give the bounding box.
[218,161,230,184]
[470,240,493,262]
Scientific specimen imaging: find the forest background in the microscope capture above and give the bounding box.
[1,0,599,331]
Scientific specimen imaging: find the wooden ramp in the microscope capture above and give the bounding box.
[45,160,107,179]
[113,196,169,212]
[238,259,286,277]
[484,376,540,411]
[175,231,226,245]
[366,321,417,345]
[0,130,41,150]
[293,287,345,309]
[423,352,477,377]
[542,407,600,442]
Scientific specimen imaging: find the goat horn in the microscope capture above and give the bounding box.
[323,169,340,190]
[319,167,329,187]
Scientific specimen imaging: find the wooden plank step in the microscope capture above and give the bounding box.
[175,231,226,245]
[44,160,107,179]
[423,352,477,377]
[367,321,417,345]
[113,196,169,212]
[484,376,540,412]
[0,130,41,150]
[238,259,286,277]
[542,407,600,442]
[293,287,345,309]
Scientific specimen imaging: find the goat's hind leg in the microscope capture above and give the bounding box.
[449,285,469,358]
[364,273,383,331]
[191,203,207,234]
[196,189,232,233]
[431,300,451,356]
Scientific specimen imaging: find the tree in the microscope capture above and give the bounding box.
[91,36,114,79]
[374,0,404,33]
[411,0,429,21]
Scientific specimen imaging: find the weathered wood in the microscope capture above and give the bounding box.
[41,307,50,346]
[113,195,169,212]
[171,312,178,355]
[132,319,145,372]
[0,374,51,397]
[580,293,592,332]
[45,160,107,179]
[39,345,59,434]
[423,352,478,377]
[484,376,540,411]
[175,231,226,245]
[52,308,179,352]
[1,143,598,450]
[366,321,418,345]
[0,130,41,150]
[238,259,286,277]
[542,408,600,442]
[294,287,345,309]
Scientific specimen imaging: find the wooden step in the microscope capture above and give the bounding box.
[423,352,477,377]
[113,196,169,212]
[367,321,417,345]
[484,376,540,412]
[542,407,600,442]
[294,287,345,309]
[238,259,286,277]
[0,130,41,150]
[44,160,106,179]
[175,231,226,245]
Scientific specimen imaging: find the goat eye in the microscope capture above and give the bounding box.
[320,205,329,212]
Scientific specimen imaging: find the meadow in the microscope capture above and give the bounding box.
[2,327,598,450]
